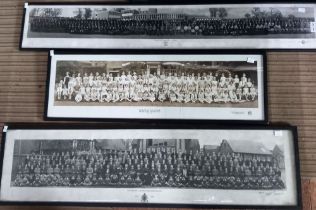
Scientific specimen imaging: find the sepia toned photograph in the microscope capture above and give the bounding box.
[0,126,299,207]
[54,61,258,107]
[21,3,316,49]
[46,53,265,121]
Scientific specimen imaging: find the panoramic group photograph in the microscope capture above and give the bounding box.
[11,137,285,190]
[27,5,315,39]
[53,60,259,108]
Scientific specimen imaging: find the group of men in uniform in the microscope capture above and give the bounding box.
[12,146,285,189]
[30,15,312,36]
[55,71,257,104]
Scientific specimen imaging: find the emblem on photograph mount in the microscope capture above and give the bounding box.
[141,193,149,203]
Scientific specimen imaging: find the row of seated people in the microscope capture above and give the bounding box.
[30,16,313,36]
[17,160,281,178]
[13,170,285,189]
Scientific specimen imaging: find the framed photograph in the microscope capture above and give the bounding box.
[45,50,267,122]
[0,123,301,209]
[20,2,316,49]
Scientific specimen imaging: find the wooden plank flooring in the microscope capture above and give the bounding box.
[0,0,316,209]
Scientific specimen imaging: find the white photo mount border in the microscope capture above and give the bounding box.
[44,50,268,123]
[20,2,316,50]
[0,123,301,209]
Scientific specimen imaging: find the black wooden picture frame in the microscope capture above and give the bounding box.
[19,1,316,50]
[0,123,301,209]
[44,49,268,123]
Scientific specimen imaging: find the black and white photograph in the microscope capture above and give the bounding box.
[21,3,316,49]
[46,53,265,120]
[10,139,286,190]
[0,126,299,208]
